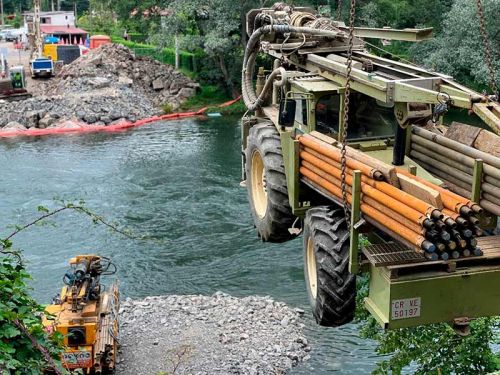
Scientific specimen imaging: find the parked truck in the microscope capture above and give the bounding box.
[241,4,500,331]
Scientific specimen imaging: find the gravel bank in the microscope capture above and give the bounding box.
[117,292,311,374]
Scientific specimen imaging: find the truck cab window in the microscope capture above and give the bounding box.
[295,99,308,126]
[347,94,397,139]
[316,94,340,135]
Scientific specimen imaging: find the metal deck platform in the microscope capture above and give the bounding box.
[362,242,426,266]
[362,235,500,269]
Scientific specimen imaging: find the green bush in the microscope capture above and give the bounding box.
[111,37,198,73]
[162,103,174,114]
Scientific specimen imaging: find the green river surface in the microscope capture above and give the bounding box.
[0,116,383,374]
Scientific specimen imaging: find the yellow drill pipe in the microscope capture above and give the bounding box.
[300,167,430,250]
[302,147,443,219]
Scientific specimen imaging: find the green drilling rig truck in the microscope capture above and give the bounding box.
[240,3,500,332]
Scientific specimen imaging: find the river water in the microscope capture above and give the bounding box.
[0,116,382,373]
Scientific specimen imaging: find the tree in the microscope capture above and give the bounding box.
[154,0,253,97]
[410,0,500,91]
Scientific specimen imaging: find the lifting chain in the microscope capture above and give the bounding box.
[476,0,499,101]
[340,0,356,226]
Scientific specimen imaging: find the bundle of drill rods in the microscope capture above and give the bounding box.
[410,126,500,216]
[297,133,484,261]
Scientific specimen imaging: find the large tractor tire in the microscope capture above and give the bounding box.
[303,206,356,327]
[245,121,297,242]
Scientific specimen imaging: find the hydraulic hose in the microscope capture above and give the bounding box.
[242,24,343,111]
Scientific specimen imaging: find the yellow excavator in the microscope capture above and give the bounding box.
[43,255,119,374]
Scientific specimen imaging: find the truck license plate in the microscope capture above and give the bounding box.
[391,297,421,320]
[62,350,92,369]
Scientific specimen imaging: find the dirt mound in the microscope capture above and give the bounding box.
[47,43,199,108]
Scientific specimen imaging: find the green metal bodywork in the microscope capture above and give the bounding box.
[242,70,499,330]
[365,263,500,329]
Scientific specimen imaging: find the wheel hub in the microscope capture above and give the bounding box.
[306,238,318,300]
[251,150,268,218]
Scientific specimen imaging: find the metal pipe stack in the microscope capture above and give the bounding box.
[410,126,500,216]
[297,133,484,260]
[94,282,119,374]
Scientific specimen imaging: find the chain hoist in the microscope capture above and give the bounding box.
[476,0,498,101]
[340,0,356,226]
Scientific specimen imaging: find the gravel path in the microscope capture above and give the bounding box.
[117,292,311,375]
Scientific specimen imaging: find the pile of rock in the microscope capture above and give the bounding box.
[47,43,199,108]
[117,292,311,375]
[0,44,199,129]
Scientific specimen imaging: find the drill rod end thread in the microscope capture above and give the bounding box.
[440,252,450,261]
[436,242,446,252]
[461,229,473,238]
[431,209,444,221]
[462,249,471,257]
[451,251,460,259]
[468,238,478,247]
[459,206,473,217]
[444,217,457,228]
[423,219,436,230]
[440,231,451,242]
[373,171,384,181]
[473,247,483,256]
[456,217,469,227]
[469,216,480,226]
[471,204,483,214]
[447,241,457,251]
[425,252,439,261]
[422,240,436,253]
[435,220,447,230]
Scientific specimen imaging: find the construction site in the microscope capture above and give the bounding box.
[1,0,500,374]
[0,0,199,132]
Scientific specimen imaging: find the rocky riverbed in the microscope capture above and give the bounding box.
[0,44,199,130]
[117,292,311,375]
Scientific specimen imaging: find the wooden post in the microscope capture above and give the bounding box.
[349,170,362,274]
[471,158,483,203]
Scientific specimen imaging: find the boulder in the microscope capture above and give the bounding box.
[87,77,111,89]
[24,110,45,128]
[152,78,165,91]
[177,87,196,99]
[3,121,26,130]
[118,76,134,86]
[83,114,98,124]
[38,115,57,129]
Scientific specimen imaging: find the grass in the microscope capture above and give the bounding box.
[162,85,246,115]
[205,100,246,115]
[178,85,232,111]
